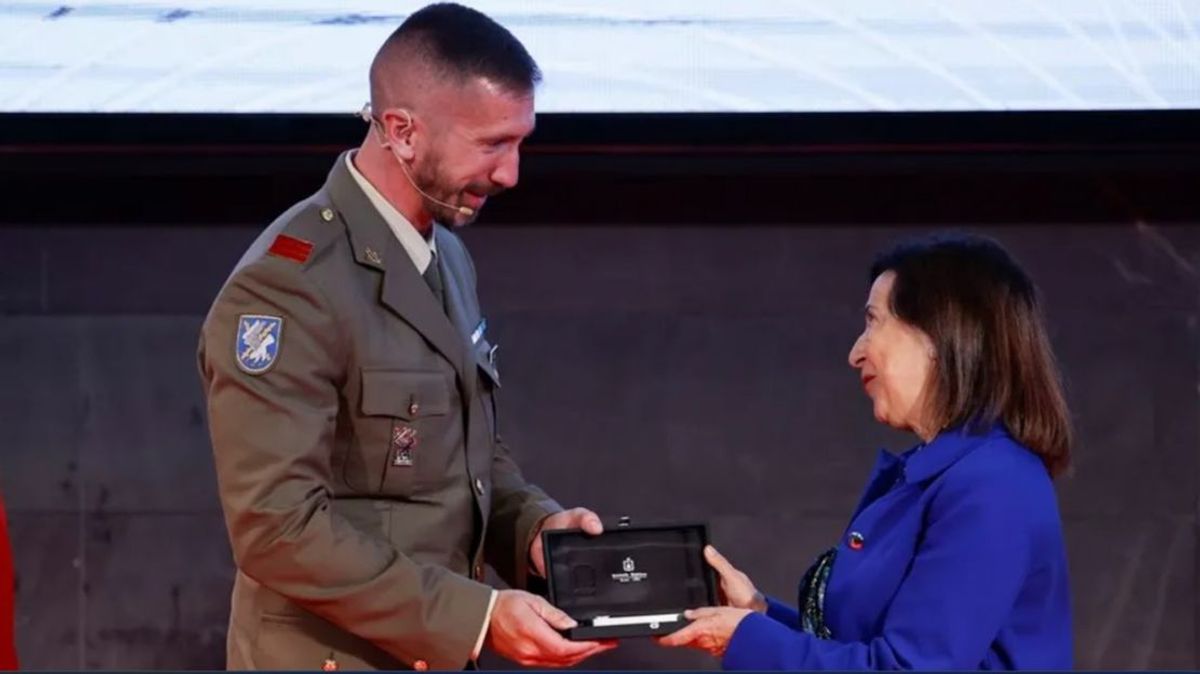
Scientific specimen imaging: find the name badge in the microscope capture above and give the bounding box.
[471,318,487,345]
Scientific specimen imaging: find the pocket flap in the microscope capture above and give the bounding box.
[360,369,451,419]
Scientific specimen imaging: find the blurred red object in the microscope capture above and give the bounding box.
[0,491,16,670]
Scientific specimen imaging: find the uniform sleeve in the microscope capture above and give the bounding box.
[482,434,561,588]
[451,236,562,589]
[723,476,1036,670]
[199,259,492,670]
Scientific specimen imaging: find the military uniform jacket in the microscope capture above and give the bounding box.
[198,152,561,670]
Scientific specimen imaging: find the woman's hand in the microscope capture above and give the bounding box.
[657,607,754,658]
[705,545,766,613]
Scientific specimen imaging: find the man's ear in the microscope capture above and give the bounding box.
[384,108,417,162]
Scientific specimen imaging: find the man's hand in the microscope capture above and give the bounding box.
[486,589,616,667]
[529,507,603,577]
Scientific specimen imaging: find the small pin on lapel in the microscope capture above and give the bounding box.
[848,531,865,551]
[364,247,383,265]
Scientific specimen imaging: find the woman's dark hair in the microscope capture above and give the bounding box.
[871,233,1072,477]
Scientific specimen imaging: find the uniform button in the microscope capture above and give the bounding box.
[320,207,335,222]
[408,402,420,416]
[474,478,485,495]
[413,659,428,671]
[848,531,865,551]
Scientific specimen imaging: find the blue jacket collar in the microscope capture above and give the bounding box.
[901,422,1009,484]
[850,422,1009,523]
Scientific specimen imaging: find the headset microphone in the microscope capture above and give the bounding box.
[359,103,475,217]
[395,157,475,218]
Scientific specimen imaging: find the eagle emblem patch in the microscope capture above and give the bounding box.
[236,314,283,374]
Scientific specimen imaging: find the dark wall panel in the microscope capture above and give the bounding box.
[1,223,1196,669]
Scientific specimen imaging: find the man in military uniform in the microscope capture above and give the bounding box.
[198,4,613,670]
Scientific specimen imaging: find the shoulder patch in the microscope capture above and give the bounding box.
[236,314,283,374]
[268,234,315,263]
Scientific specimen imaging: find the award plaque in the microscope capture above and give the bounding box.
[541,521,717,639]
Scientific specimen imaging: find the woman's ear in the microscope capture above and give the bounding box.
[922,333,937,361]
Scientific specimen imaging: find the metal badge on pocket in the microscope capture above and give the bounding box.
[391,424,417,467]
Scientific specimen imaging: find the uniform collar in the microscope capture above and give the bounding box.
[344,150,436,274]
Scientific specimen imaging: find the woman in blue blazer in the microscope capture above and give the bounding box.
[661,234,1073,669]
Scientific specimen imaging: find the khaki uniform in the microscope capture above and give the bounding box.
[198,152,559,670]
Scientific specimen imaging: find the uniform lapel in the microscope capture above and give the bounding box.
[436,227,480,403]
[324,151,469,378]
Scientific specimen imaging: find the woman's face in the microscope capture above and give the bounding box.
[848,271,937,437]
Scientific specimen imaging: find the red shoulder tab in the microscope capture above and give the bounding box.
[268,234,314,263]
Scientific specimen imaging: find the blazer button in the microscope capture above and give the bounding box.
[474,478,485,495]
[408,401,420,416]
[413,659,428,671]
[848,531,865,551]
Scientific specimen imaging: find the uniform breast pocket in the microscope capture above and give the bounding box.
[355,368,456,495]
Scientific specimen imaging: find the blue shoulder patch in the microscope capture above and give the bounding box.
[236,314,283,375]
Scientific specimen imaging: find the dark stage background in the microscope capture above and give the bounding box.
[0,111,1197,669]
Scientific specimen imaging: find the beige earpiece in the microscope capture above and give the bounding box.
[358,103,413,145]
[356,103,473,217]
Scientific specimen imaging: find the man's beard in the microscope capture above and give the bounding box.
[412,160,486,228]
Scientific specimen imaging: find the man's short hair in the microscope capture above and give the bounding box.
[370,3,541,109]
